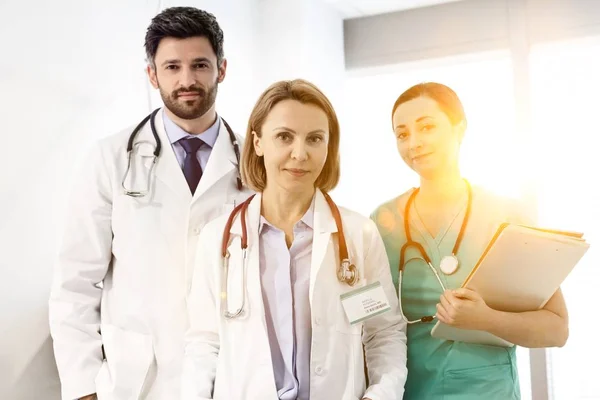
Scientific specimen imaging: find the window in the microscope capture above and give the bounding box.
[336,50,522,215]
[530,36,600,400]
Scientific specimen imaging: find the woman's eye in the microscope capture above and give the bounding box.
[396,131,408,140]
[276,132,293,141]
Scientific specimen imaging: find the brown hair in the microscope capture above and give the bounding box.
[391,82,467,127]
[144,7,225,67]
[241,79,341,192]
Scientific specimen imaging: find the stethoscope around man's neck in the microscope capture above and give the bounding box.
[122,108,243,197]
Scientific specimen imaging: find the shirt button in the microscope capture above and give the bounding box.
[315,317,321,325]
[192,228,201,235]
[315,366,324,375]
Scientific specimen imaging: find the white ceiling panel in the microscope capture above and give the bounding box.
[324,0,466,18]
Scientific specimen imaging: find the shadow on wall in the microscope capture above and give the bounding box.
[0,311,61,400]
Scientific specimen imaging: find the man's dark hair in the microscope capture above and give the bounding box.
[144,7,225,67]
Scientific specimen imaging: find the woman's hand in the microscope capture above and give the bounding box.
[436,288,493,330]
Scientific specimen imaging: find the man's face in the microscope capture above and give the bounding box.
[147,36,227,120]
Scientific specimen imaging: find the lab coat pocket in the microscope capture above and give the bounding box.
[95,324,154,399]
[442,363,518,400]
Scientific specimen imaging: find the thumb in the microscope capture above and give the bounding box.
[452,287,479,300]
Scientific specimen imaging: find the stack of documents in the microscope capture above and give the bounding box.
[431,223,590,347]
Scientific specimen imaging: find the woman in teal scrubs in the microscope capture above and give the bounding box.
[370,82,569,400]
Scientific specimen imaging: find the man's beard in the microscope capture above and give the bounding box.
[160,79,219,120]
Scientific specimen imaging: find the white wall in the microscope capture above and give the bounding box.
[0,1,154,398]
[0,0,344,398]
[255,0,345,109]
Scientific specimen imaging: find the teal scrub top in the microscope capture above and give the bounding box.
[371,185,531,400]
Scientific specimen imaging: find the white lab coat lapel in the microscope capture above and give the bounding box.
[139,109,192,203]
[309,190,338,307]
[215,193,278,399]
[133,110,190,267]
[192,118,238,203]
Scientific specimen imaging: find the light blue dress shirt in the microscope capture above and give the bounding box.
[258,199,315,400]
[162,109,220,171]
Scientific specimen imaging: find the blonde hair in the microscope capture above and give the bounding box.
[241,79,341,192]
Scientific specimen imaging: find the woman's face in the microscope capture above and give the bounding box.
[392,96,464,179]
[253,99,330,193]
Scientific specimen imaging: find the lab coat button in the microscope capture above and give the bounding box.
[315,317,321,325]
[315,366,324,375]
[192,228,201,235]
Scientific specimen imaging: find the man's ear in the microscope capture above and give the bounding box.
[217,58,227,84]
[147,64,159,89]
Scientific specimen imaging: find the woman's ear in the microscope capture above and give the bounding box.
[456,120,467,143]
[252,131,263,157]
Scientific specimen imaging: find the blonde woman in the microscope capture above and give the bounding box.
[181,79,407,400]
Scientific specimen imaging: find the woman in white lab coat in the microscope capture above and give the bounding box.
[181,79,408,400]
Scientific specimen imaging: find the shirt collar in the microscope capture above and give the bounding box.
[162,108,220,148]
[259,193,316,233]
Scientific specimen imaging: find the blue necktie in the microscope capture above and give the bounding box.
[179,137,204,195]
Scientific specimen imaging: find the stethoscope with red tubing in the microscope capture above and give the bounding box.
[398,179,473,324]
[219,192,359,319]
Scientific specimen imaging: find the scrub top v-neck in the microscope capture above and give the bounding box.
[372,185,531,400]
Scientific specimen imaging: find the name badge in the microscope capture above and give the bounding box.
[340,281,391,325]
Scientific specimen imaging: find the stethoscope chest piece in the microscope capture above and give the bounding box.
[338,259,359,286]
[439,254,459,275]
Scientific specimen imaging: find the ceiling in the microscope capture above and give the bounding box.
[324,0,466,19]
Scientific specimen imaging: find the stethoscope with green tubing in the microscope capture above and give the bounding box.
[398,179,473,324]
